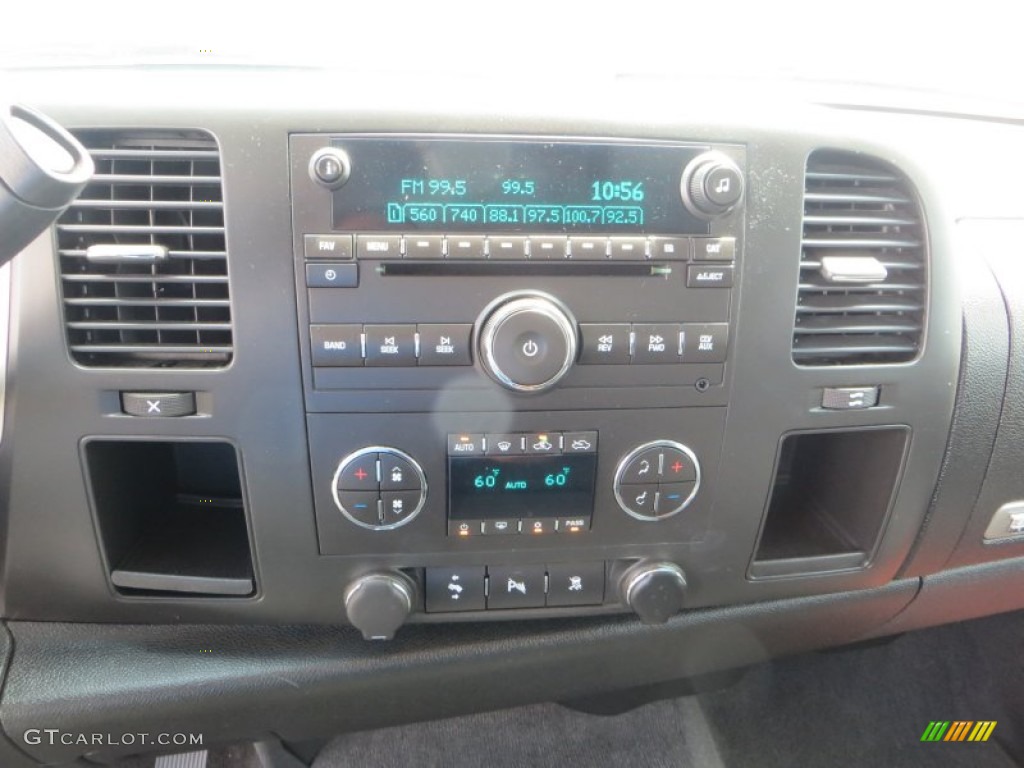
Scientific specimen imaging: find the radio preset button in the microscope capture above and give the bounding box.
[686,264,734,288]
[632,323,683,364]
[356,234,402,259]
[488,236,529,259]
[682,323,729,363]
[403,234,445,259]
[310,324,363,367]
[364,324,417,366]
[417,324,472,366]
[579,323,631,365]
[446,235,487,259]
[609,237,648,260]
[649,237,691,261]
[568,236,608,259]
[530,236,568,259]
[692,237,736,262]
[448,434,485,456]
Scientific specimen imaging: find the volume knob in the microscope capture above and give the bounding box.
[477,292,578,393]
[681,152,744,219]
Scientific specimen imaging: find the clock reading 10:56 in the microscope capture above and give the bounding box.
[591,180,645,202]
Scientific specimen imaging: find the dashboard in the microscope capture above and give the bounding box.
[0,67,1023,764]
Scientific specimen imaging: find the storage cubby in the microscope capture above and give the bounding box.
[750,427,910,578]
[85,440,255,597]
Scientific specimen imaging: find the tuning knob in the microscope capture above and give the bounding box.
[620,562,687,625]
[344,572,415,640]
[681,152,744,219]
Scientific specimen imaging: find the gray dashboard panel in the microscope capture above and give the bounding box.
[0,69,978,626]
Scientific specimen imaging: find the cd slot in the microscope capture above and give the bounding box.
[377,262,673,278]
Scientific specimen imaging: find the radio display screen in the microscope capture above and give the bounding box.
[448,454,597,520]
[331,137,710,234]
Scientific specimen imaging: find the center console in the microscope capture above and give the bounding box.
[289,135,744,637]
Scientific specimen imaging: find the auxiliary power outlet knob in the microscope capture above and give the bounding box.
[344,572,415,641]
[681,151,744,219]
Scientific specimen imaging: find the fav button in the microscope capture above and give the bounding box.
[304,234,353,260]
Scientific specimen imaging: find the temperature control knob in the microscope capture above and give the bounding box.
[344,572,415,641]
[620,561,687,625]
[477,292,578,393]
[681,152,744,218]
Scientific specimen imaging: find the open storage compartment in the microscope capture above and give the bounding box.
[85,439,255,597]
[749,427,910,578]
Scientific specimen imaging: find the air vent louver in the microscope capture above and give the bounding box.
[793,150,926,366]
[56,130,232,367]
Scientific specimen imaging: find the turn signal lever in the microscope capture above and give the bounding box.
[0,102,93,266]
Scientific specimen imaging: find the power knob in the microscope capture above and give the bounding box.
[681,151,744,219]
[477,291,578,393]
[344,572,415,641]
[620,561,687,625]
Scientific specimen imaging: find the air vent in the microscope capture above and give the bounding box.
[56,130,232,367]
[793,150,926,366]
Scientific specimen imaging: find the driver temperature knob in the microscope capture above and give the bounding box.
[477,292,578,393]
[620,561,687,625]
[344,571,415,641]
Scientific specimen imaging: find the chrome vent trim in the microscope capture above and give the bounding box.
[56,130,232,367]
[793,150,927,366]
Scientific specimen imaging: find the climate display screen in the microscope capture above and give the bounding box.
[331,137,709,234]
[448,454,598,520]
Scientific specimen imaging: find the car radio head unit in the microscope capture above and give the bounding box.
[328,137,717,235]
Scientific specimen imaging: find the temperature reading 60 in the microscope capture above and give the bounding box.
[544,467,572,487]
